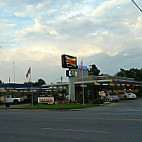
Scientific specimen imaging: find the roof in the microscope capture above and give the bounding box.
[0,83,52,91]
[44,78,142,87]
[0,83,31,88]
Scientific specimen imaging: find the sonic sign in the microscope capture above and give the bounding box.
[61,54,78,69]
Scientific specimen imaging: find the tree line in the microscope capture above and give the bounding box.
[88,65,142,81]
[115,68,142,81]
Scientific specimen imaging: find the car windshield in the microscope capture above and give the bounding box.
[109,93,118,96]
[119,92,125,94]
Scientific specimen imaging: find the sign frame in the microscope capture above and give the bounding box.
[61,54,78,69]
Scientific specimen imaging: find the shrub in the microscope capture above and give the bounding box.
[93,98,104,104]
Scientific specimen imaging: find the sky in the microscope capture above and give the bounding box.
[0,0,142,84]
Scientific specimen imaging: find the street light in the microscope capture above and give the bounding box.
[12,62,15,83]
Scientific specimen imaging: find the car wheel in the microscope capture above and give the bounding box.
[106,98,109,102]
[124,96,127,100]
[13,100,19,104]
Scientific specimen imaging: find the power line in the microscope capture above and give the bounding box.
[131,0,142,13]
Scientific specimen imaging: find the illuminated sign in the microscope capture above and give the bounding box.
[38,97,54,104]
[61,54,78,69]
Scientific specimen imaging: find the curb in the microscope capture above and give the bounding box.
[100,102,111,106]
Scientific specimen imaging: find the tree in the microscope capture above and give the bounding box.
[116,68,142,81]
[28,79,46,87]
[88,64,100,76]
[37,79,46,86]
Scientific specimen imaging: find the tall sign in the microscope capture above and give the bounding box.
[61,54,78,69]
[61,54,77,102]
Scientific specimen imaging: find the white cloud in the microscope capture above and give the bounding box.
[47,9,57,16]
[123,53,129,56]
[0,0,142,83]
[133,17,142,31]
[15,12,27,17]
[0,19,16,28]
[90,0,129,17]
[62,1,72,10]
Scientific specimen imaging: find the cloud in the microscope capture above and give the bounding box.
[62,1,72,10]
[0,19,16,28]
[0,0,142,83]
[132,17,142,35]
[15,12,27,17]
[47,9,57,16]
[91,0,129,17]
[12,0,142,58]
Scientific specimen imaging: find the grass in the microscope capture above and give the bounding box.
[6,103,99,110]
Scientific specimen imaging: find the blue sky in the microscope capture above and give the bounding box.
[0,0,142,84]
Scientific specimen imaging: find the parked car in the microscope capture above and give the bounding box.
[118,91,136,100]
[105,93,119,102]
[0,95,24,104]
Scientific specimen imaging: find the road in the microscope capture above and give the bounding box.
[0,98,142,142]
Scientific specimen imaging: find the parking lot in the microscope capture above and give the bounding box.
[0,98,142,142]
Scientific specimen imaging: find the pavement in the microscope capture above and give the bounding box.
[0,98,142,142]
[0,103,31,108]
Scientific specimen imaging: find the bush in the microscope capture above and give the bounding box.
[93,98,104,104]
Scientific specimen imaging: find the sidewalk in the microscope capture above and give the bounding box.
[0,103,30,108]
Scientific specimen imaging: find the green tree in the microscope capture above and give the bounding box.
[88,64,100,76]
[28,79,46,87]
[116,68,142,81]
[37,79,46,86]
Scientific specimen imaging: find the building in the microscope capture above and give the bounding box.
[55,68,142,103]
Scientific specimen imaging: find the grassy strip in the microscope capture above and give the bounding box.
[9,104,99,109]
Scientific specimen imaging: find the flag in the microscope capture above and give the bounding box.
[26,67,31,78]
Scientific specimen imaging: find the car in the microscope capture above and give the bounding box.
[105,93,119,102]
[118,91,136,100]
[1,95,24,104]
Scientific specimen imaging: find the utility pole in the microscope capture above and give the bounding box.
[12,62,15,83]
[61,76,63,82]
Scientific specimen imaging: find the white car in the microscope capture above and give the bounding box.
[119,92,136,100]
[105,93,119,102]
[1,95,24,104]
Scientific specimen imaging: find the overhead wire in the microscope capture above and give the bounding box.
[131,0,142,13]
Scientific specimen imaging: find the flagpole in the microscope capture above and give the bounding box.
[26,67,33,106]
[30,67,34,106]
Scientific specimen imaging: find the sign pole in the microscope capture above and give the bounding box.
[69,69,75,102]
[82,61,85,105]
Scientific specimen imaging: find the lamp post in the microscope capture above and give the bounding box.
[12,62,15,83]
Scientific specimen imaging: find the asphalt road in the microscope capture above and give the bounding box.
[0,98,142,142]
